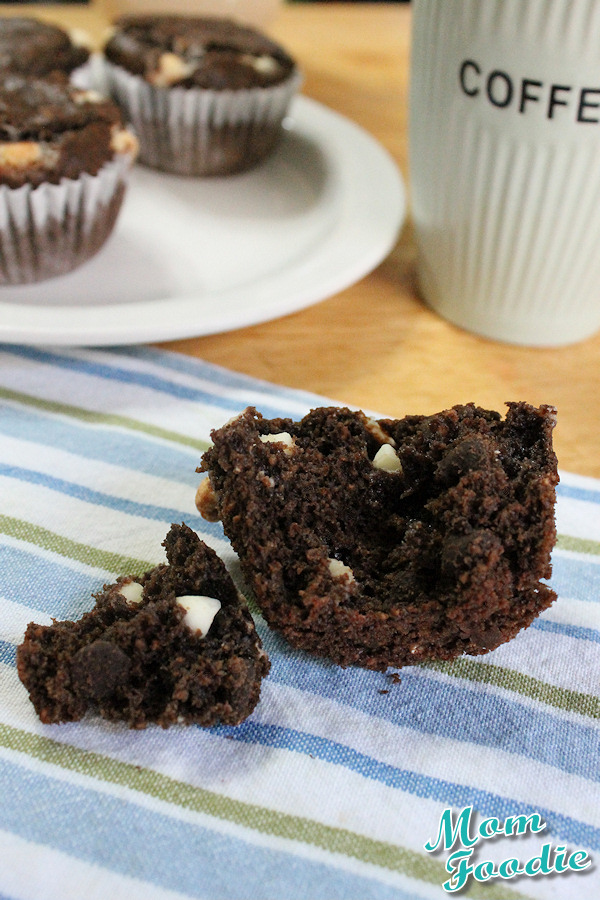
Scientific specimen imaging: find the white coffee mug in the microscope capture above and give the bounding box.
[409,0,600,346]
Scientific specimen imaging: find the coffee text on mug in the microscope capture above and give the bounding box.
[460,59,600,122]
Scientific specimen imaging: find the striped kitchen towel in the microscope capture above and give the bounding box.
[0,343,598,900]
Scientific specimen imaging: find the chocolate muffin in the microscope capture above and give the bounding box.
[197,403,559,671]
[102,15,301,175]
[17,524,270,728]
[0,73,138,284]
[0,17,89,78]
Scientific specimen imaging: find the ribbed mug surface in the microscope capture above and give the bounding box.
[410,0,600,345]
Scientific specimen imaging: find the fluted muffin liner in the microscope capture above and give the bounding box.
[102,59,302,176]
[0,151,135,285]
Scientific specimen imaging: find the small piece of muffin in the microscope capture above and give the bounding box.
[0,73,138,283]
[197,403,559,671]
[102,14,301,175]
[17,524,270,728]
[0,17,90,78]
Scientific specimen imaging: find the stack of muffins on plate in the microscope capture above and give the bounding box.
[0,17,138,285]
[0,13,300,284]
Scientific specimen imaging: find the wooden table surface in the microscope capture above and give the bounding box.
[11,2,600,477]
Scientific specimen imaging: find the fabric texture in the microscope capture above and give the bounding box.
[0,343,598,900]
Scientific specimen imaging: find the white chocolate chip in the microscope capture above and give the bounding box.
[110,126,139,160]
[73,89,105,105]
[0,142,42,169]
[254,55,279,74]
[328,558,355,583]
[240,53,279,75]
[176,595,221,637]
[118,581,144,604]
[260,432,295,455]
[372,444,403,473]
[148,52,197,86]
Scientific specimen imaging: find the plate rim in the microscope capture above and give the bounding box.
[0,95,406,346]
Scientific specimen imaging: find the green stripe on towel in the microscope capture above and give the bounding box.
[0,722,529,900]
[0,514,151,577]
[555,534,600,556]
[0,386,210,453]
[426,658,600,720]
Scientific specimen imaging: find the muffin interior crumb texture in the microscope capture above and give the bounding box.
[17,524,270,728]
[198,402,559,671]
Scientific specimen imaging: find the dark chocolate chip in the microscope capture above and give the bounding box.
[70,640,131,700]
[468,625,504,651]
[441,529,503,577]
[436,437,489,483]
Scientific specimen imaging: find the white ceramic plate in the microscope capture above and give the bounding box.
[0,96,405,346]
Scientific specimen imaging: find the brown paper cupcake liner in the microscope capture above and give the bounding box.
[103,59,302,176]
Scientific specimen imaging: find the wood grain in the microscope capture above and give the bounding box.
[12,3,600,475]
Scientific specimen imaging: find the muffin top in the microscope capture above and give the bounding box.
[0,74,137,188]
[104,15,296,89]
[0,17,89,77]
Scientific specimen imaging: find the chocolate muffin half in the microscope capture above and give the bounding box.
[17,524,270,728]
[197,403,559,671]
[103,15,301,175]
[0,73,138,283]
[0,17,89,78]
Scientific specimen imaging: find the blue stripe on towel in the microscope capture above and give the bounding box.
[2,346,271,416]
[0,757,419,900]
[532,617,600,645]
[0,405,200,482]
[113,346,318,420]
[0,545,112,616]
[214,719,600,851]
[550,554,600,603]
[0,463,213,536]
[263,648,600,784]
